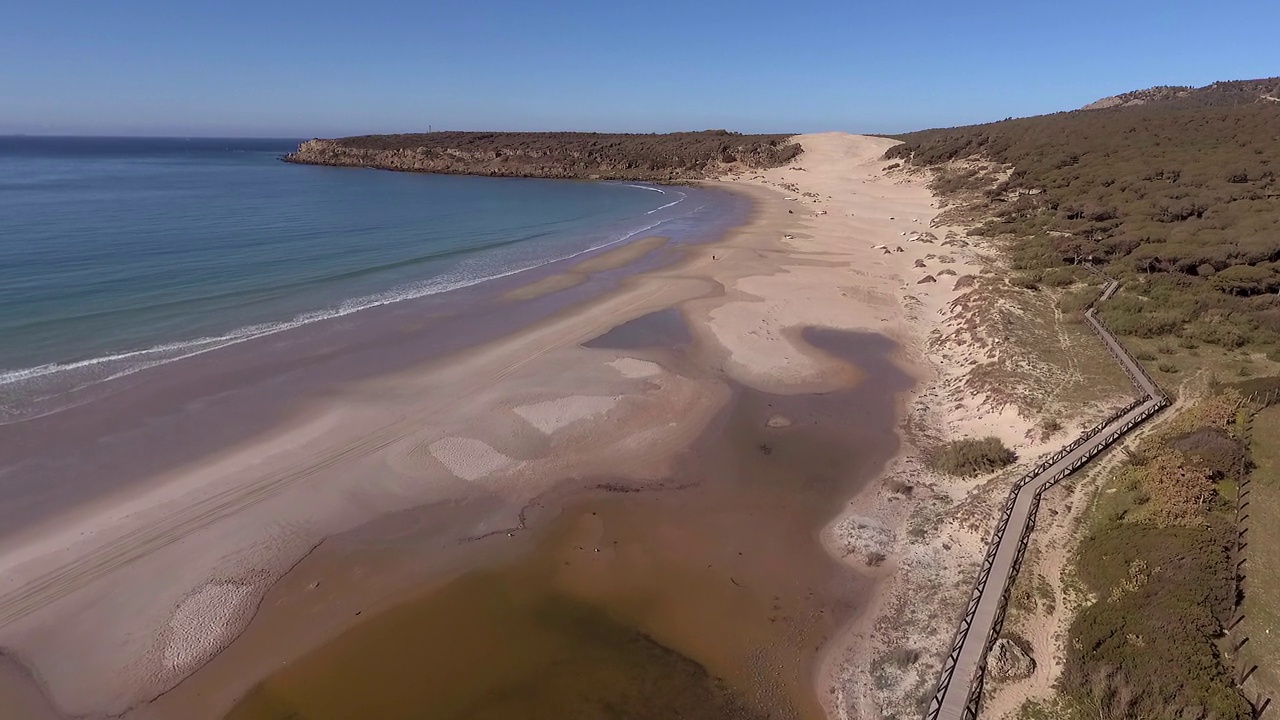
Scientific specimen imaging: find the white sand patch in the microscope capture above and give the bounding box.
[608,357,661,378]
[428,437,513,481]
[163,581,255,674]
[514,395,621,435]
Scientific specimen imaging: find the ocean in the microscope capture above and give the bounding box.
[0,137,743,422]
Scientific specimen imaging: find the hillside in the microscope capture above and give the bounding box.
[886,77,1280,719]
[284,130,801,182]
[885,77,1280,353]
[1082,77,1280,110]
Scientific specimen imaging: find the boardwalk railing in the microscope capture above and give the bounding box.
[924,276,1168,720]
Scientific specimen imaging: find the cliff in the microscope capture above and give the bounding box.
[283,130,801,182]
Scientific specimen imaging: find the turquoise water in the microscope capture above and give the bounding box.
[0,137,740,420]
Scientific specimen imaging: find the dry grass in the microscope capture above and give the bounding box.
[856,210,1140,720]
[1123,335,1280,398]
[1237,404,1280,707]
[945,272,1135,420]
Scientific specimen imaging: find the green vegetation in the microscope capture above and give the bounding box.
[885,78,1280,351]
[286,130,801,182]
[887,76,1280,719]
[927,436,1017,476]
[1061,392,1251,719]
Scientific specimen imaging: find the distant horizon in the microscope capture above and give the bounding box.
[1,133,306,140]
[5,0,1278,138]
[7,72,1277,140]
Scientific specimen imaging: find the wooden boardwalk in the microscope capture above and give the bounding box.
[925,279,1168,720]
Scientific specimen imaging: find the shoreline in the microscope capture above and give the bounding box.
[0,177,779,718]
[0,176,735,428]
[0,179,748,539]
[172,327,911,720]
[0,133,984,720]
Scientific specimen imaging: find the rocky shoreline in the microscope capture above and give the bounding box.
[283,130,801,182]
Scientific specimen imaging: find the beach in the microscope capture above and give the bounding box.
[0,133,1004,720]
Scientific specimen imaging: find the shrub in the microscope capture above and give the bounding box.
[927,437,1018,476]
[1059,389,1252,719]
[1212,265,1280,296]
[1170,427,1251,480]
[1041,266,1080,287]
[1186,319,1249,349]
[885,83,1280,347]
[289,130,802,181]
[1039,417,1063,442]
[1063,519,1247,720]
[1011,274,1041,290]
[1059,286,1100,315]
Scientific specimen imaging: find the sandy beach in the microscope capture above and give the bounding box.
[0,133,1041,720]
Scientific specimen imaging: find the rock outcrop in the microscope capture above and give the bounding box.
[284,131,802,183]
[988,637,1036,680]
[1082,77,1280,110]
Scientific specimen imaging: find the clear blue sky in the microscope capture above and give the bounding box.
[3,0,1277,137]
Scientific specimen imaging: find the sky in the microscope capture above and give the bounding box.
[3,0,1278,138]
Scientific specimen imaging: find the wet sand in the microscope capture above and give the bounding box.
[582,307,693,349]
[501,236,671,301]
[199,330,909,720]
[0,234,692,540]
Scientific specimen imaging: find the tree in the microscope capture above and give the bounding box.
[1211,265,1280,296]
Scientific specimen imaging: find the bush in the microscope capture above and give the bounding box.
[1100,307,1184,338]
[288,130,802,181]
[1186,318,1250,349]
[1212,265,1280,296]
[1041,266,1080,287]
[1059,389,1253,719]
[1063,519,1248,720]
[1171,427,1251,480]
[1059,285,1100,315]
[885,81,1280,346]
[1011,274,1041,290]
[927,437,1018,476]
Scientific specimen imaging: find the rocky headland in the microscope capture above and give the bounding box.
[283,130,801,182]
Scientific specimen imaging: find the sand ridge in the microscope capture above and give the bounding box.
[711,134,1054,719]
